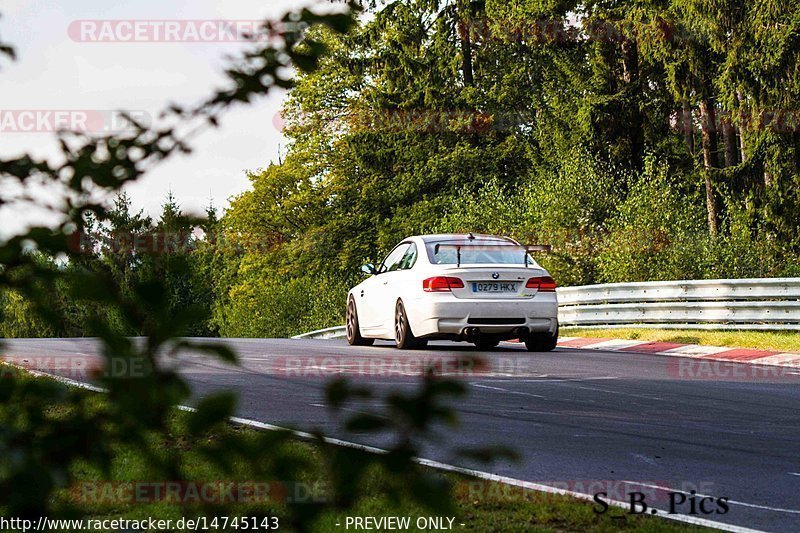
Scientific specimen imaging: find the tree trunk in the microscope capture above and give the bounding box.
[682,99,695,156]
[739,127,746,162]
[722,114,738,167]
[458,1,474,86]
[621,38,639,84]
[794,131,800,171]
[721,111,745,193]
[622,38,644,169]
[699,97,720,236]
[699,98,719,168]
[737,92,747,163]
[460,31,474,85]
[764,169,773,188]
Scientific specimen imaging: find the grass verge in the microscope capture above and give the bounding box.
[564,328,800,353]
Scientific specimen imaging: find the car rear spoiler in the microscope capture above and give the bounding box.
[525,245,552,253]
[524,245,552,267]
[432,242,552,268]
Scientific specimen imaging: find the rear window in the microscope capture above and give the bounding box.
[426,240,534,265]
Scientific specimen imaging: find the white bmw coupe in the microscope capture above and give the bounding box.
[346,234,559,351]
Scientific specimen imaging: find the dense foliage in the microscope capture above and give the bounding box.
[4,0,800,340]
[209,0,800,337]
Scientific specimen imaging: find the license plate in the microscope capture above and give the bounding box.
[472,282,518,293]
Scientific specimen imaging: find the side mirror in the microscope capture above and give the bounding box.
[360,263,377,276]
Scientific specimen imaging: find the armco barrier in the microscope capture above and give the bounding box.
[292,326,347,340]
[293,278,800,337]
[558,278,800,330]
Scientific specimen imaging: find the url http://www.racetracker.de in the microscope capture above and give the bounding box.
[0,516,281,531]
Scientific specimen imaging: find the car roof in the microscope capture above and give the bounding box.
[413,234,519,244]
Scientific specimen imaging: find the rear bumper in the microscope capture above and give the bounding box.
[410,295,558,338]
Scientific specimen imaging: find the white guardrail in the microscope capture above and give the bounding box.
[293,278,800,338]
[558,277,800,330]
[293,325,347,340]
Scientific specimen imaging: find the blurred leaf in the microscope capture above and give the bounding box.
[188,393,237,436]
[171,340,238,364]
[456,445,520,464]
[326,378,372,410]
[345,413,387,432]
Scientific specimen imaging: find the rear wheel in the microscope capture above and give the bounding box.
[394,301,427,349]
[346,297,374,346]
[524,325,559,352]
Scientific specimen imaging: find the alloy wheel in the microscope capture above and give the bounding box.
[395,303,406,344]
[346,300,356,341]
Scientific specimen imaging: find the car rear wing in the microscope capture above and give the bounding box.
[523,245,552,267]
[431,242,552,268]
[525,245,552,253]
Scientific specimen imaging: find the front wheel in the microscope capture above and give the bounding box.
[394,301,427,349]
[346,297,374,346]
[524,326,559,352]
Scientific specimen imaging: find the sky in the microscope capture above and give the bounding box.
[0,0,335,237]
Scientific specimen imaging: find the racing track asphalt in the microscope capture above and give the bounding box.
[2,337,799,532]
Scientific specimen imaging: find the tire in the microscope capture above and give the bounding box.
[524,325,559,352]
[394,301,427,349]
[474,339,500,351]
[346,297,374,346]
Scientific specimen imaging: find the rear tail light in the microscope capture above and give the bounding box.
[526,276,556,292]
[423,276,465,292]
